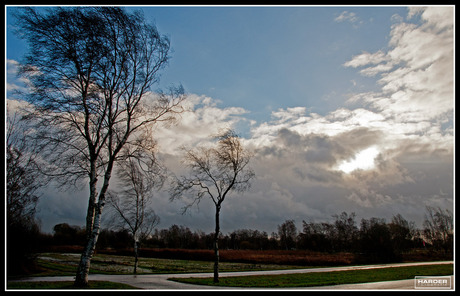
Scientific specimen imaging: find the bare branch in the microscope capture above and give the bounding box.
[171,128,255,210]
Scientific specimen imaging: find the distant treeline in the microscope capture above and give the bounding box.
[36,208,453,262]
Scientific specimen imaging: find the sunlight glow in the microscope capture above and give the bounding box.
[337,146,380,173]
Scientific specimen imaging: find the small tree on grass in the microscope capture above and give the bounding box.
[171,129,255,283]
[107,154,163,274]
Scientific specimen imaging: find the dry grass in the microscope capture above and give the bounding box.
[46,246,451,267]
[220,250,355,266]
[98,248,355,266]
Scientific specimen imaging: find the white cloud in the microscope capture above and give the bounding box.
[7,59,20,72]
[272,107,307,122]
[153,94,250,154]
[344,6,453,129]
[343,51,388,68]
[359,63,394,77]
[391,13,404,24]
[6,59,30,94]
[334,11,364,28]
[409,6,453,31]
[7,82,24,92]
[335,11,359,23]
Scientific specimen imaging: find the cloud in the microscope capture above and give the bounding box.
[6,59,31,95]
[334,11,364,28]
[7,59,20,73]
[391,13,404,24]
[408,6,453,31]
[335,11,359,23]
[343,51,388,68]
[345,7,453,125]
[237,6,453,228]
[153,94,250,154]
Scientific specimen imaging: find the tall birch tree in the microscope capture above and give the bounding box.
[12,7,185,287]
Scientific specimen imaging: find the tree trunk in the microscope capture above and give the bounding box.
[74,201,104,287]
[75,164,113,287]
[134,240,139,274]
[213,205,220,283]
[85,167,98,240]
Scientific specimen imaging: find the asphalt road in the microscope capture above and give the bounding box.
[8,261,454,291]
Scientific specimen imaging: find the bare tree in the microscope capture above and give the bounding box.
[171,129,255,283]
[277,220,297,250]
[332,212,358,251]
[12,7,185,286]
[6,110,45,275]
[388,213,416,253]
[423,206,453,252]
[107,155,163,274]
[6,111,42,227]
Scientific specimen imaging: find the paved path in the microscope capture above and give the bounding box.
[9,261,454,290]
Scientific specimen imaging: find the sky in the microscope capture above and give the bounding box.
[5,5,454,235]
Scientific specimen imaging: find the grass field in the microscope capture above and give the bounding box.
[27,252,310,277]
[7,249,453,289]
[171,264,454,288]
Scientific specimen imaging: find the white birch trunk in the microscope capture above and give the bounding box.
[74,200,105,286]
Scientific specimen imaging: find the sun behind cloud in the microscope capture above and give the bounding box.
[337,146,380,173]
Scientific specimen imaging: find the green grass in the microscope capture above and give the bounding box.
[8,253,453,289]
[28,252,309,277]
[7,281,139,290]
[171,264,453,288]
